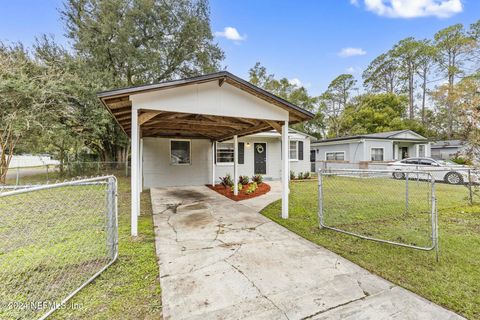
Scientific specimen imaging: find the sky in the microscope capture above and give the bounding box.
[0,0,478,95]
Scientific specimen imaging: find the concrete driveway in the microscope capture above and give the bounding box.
[151,184,463,320]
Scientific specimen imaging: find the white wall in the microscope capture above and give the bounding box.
[142,132,312,188]
[142,137,212,188]
[8,155,59,168]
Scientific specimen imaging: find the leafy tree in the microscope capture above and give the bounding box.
[362,51,403,94]
[434,23,477,138]
[0,43,74,182]
[391,37,426,119]
[327,74,357,108]
[61,0,224,87]
[249,63,324,137]
[415,40,437,123]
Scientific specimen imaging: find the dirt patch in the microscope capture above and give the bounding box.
[206,183,271,201]
[178,212,213,227]
[177,202,209,213]
[165,189,209,202]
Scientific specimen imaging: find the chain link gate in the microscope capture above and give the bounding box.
[0,176,118,319]
[317,169,439,260]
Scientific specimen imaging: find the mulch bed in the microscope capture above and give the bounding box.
[206,182,271,201]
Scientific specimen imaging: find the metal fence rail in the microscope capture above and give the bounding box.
[317,169,439,260]
[0,176,118,319]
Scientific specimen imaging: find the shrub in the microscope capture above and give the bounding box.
[251,175,263,185]
[297,172,304,180]
[290,170,296,180]
[219,174,234,188]
[245,182,258,194]
[230,183,243,192]
[239,175,250,185]
[303,172,311,179]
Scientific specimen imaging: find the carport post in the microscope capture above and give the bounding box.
[131,108,139,236]
[281,121,289,219]
[212,141,216,186]
[233,135,239,196]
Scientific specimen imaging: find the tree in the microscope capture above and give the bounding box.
[362,51,403,94]
[416,40,437,123]
[327,74,357,108]
[61,0,224,87]
[249,63,324,137]
[0,43,73,182]
[434,23,477,138]
[391,37,425,119]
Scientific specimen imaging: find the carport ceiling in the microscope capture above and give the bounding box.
[99,71,314,141]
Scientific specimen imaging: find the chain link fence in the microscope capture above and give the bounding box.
[0,176,118,319]
[317,169,438,259]
[3,161,129,187]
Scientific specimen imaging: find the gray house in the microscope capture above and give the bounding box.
[430,140,467,160]
[311,130,431,169]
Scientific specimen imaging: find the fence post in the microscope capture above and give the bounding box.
[431,174,439,262]
[405,172,409,216]
[106,177,118,260]
[317,170,324,229]
[15,167,19,186]
[468,169,473,205]
[46,165,49,182]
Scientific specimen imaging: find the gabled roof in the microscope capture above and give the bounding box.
[431,140,465,148]
[97,71,314,140]
[312,130,427,144]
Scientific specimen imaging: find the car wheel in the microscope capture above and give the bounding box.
[444,172,463,185]
[392,171,405,180]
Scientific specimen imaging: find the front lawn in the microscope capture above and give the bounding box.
[261,178,480,319]
[1,173,162,319]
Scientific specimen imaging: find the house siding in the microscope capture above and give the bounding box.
[143,137,212,188]
[142,132,312,188]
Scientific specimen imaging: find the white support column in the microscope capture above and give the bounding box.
[233,135,238,196]
[212,141,216,186]
[131,109,139,236]
[139,138,143,194]
[281,121,289,219]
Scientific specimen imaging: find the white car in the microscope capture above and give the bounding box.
[388,158,477,185]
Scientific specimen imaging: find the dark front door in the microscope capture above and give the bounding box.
[401,147,409,159]
[254,143,267,174]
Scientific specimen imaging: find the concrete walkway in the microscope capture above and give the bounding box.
[151,184,463,320]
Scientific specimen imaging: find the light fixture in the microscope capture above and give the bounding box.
[246,142,251,147]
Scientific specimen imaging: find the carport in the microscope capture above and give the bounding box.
[98,71,314,236]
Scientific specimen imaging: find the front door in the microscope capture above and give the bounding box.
[401,147,409,159]
[254,143,267,175]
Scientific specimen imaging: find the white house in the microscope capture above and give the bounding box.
[98,71,314,236]
[311,130,431,167]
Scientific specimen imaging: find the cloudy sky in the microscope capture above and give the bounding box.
[0,0,478,95]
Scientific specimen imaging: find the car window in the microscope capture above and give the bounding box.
[419,159,434,165]
[405,159,419,164]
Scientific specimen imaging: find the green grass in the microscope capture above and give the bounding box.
[1,173,162,319]
[262,177,480,320]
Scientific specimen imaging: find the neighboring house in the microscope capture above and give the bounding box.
[143,128,313,187]
[430,140,467,160]
[310,130,431,166]
[98,71,314,235]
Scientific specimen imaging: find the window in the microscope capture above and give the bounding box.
[370,148,384,161]
[216,142,234,163]
[325,152,345,161]
[418,144,426,157]
[215,142,244,164]
[289,141,298,160]
[419,159,434,166]
[170,140,190,165]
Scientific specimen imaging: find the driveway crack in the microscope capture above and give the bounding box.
[225,260,290,320]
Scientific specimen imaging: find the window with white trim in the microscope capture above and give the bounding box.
[370,148,384,161]
[170,140,191,165]
[418,144,426,157]
[216,142,234,163]
[289,141,298,160]
[326,152,345,161]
